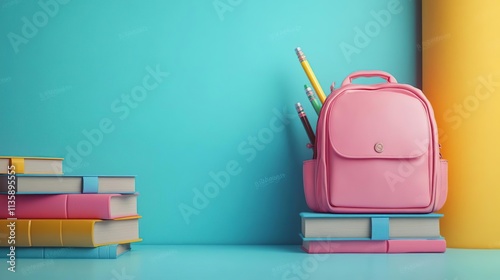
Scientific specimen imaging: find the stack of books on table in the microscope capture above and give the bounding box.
[0,156,141,259]
[300,212,446,253]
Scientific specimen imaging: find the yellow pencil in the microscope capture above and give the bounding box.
[295,47,327,104]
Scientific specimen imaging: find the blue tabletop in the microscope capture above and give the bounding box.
[1,245,500,280]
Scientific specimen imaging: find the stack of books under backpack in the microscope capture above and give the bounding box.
[300,212,445,253]
[0,156,141,259]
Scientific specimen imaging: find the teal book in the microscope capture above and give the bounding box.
[0,174,135,194]
[0,243,131,259]
[300,212,443,240]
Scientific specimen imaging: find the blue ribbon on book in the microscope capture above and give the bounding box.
[371,217,389,240]
[82,176,98,193]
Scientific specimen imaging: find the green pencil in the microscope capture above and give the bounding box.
[304,85,322,115]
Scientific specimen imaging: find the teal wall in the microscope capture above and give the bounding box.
[0,0,418,244]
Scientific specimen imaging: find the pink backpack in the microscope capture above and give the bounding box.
[303,71,448,213]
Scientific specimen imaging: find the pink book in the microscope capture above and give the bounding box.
[302,239,446,253]
[387,239,446,253]
[0,194,138,219]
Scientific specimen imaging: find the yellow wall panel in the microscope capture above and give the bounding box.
[423,0,500,248]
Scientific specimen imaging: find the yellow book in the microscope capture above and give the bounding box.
[0,156,63,174]
[0,216,141,247]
